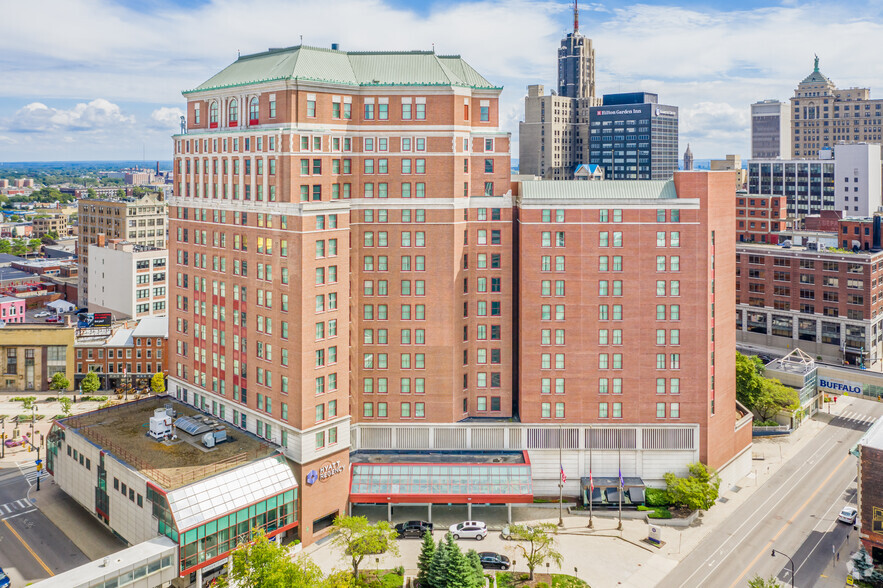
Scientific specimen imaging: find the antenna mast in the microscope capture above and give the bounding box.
[574,0,579,33]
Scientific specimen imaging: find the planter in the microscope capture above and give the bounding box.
[291,542,302,554]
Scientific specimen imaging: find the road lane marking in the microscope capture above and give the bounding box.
[17,499,28,508]
[682,435,850,587]
[1,504,9,513]
[727,453,853,588]
[3,518,54,576]
[1,508,36,521]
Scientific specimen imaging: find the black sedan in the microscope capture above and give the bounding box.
[479,552,510,570]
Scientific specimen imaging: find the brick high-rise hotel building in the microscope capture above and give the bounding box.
[170,45,750,546]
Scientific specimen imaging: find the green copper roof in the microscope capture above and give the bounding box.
[519,180,678,200]
[186,45,500,94]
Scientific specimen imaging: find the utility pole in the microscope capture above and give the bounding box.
[771,549,795,588]
[1,416,5,458]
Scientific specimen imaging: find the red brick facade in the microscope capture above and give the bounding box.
[736,193,792,243]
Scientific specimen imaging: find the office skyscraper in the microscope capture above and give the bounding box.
[587,93,679,180]
[557,1,596,100]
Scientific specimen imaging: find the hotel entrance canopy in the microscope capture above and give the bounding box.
[350,450,532,504]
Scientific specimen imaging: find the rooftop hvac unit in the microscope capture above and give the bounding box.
[148,408,172,440]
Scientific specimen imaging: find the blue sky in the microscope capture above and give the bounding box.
[2,0,883,163]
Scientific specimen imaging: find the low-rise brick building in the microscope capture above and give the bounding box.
[736,243,883,366]
[75,316,168,390]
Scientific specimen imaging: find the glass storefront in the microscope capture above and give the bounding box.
[178,489,297,572]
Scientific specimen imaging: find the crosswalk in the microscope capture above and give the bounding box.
[835,410,878,426]
[0,497,34,519]
[16,460,44,488]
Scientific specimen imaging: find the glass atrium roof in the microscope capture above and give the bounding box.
[166,456,297,530]
[350,463,532,502]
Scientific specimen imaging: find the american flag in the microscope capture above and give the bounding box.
[560,464,566,483]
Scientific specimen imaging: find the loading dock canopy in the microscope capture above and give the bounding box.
[350,450,533,504]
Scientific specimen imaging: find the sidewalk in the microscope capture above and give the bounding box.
[30,476,127,560]
[816,529,861,587]
[305,399,859,588]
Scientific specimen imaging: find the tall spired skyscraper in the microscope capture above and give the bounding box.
[557,0,596,100]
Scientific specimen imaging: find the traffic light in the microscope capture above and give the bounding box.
[40,434,44,446]
[35,460,42,472]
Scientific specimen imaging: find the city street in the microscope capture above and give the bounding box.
[660,397,882,588]
[0,460,90,585]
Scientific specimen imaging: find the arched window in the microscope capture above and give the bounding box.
[229,99,238,127]
[209,102,219,128]
[249,97,259,124]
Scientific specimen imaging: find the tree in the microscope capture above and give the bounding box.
[754,379,799,421]
[150,372,166,395]
[736,352,765,409]
[664,462,721,511]
[81,371,101,395]
[853,546,874,577]
[747,575,781,587]
[49,372,70,392]
[444,542,475,588]
[116,188,126,199]
[506,522,562,580]
[58,397,73,417]
[217,529,323,588]
[87,188,97,198]
[417,531,436,587]
[330,515,399,579]
[0,240,10,254]
[428,534,451,588]
[465,550,485,588]
[18,396,38,412]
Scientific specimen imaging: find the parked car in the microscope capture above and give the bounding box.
[395,520,434,538]
[44,316,61,323]
[500,524,533,540]
[3,438,24,448]
[838,506,858,525]
[478,552,510,570]
[0,566,9,588]
[34,311,50,318]
[448,521,487,540]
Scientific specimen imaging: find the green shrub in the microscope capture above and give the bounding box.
[645,488,670,507]
[519,573,531,581]
[753,419,780,427]
[647,508,672,519]
[537,583,550,588]
[637,505,650,511]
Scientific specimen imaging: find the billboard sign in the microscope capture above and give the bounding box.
[77,313,112,328]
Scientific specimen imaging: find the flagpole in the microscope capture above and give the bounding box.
[617,429,623,531]
[588,424,593,529]
[558,425,564,527]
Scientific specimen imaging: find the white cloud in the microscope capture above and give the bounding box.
[150,107,185,130]
[2,0,883,160]
[5,99,134,133]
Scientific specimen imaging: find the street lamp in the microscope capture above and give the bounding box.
[771,549,795,588]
